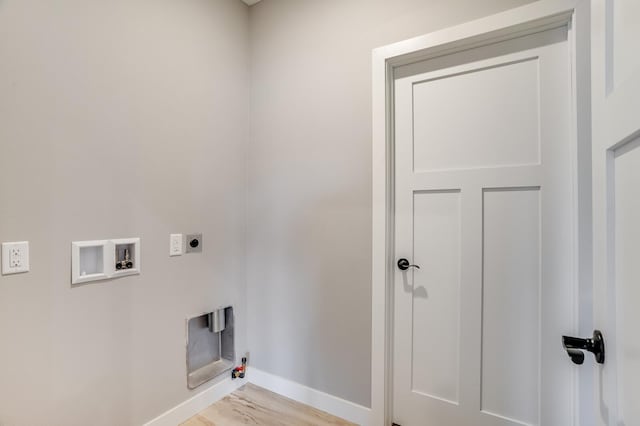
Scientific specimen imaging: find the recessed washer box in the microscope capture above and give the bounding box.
[71,240,110,284]
[71,238,140,285]
[186,306,235,389]
[112,238,141,278]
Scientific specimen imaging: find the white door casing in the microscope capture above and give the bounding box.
[372,3,591,426]
[591,1,640,425]
[392,26,576,426]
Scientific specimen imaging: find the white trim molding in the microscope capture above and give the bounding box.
[143,377,246,426]
[249,368,373,426]
[143,369,372,426]
[371,1,587,425]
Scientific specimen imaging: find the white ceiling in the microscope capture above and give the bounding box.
[242,0,262,5]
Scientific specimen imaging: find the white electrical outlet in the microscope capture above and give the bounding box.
[2,241,30,275]
[169,234,183,256]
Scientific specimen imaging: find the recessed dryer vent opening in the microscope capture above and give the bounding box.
[186,306,235,389]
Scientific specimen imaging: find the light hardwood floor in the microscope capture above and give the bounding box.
[181,383,356,426]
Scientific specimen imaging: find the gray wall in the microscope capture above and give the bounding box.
[0,0,248,425]
[0,1,543,423]
[246,0,536,408]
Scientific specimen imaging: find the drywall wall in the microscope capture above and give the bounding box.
[0,0,248,425]
[246,0,537,408]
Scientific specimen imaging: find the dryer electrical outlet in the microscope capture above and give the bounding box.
[185,234,202,253]
[2,241,30,275]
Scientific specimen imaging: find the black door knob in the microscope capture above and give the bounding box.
[397,258,420,271]
[562,330,605,365]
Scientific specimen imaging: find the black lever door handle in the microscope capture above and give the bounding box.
[397,258,420,271]
[562,330,605,365]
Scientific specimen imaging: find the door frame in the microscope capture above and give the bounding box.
[371,2,591,425]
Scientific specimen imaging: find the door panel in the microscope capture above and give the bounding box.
[613,139,640,425]
[592,0,640,425]
[611,0,640,88]
[411,190,461,404]
[412,58,540,172]
[481,188,540,425]
[393,26,575,426]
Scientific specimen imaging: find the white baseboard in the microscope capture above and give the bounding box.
[248,368,372,426]
[143,376,246,426]
[142,369,372,426]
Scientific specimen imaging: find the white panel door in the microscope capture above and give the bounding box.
[592,1,640,425]
[393,27,576,426]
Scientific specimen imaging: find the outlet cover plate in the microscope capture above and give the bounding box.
[169,234,183,256]
[185,234,202,253]
[2,241,30,275]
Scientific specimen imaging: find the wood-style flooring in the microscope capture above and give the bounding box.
[181,383,356,426]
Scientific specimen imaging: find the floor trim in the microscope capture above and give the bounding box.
[249,368,373,426]
[143,369,372,426]
[143,376,247,426]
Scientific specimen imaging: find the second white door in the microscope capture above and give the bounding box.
[393,25,577,426]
